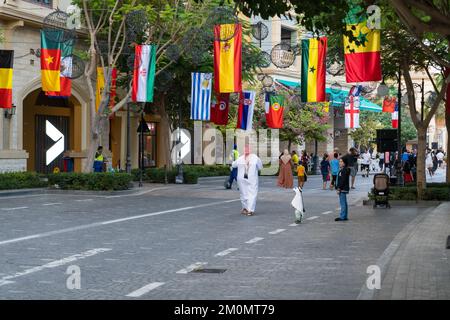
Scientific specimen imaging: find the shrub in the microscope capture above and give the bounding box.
[369,185,450,201]
[132,165,229,183]
[0,172,47,190]
[48,172,132,191]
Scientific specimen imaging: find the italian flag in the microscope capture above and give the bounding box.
[132,44,157,103]
[301,37,327,102]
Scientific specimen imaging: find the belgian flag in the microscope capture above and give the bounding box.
[0,50,13,109]
[40,30,61,92]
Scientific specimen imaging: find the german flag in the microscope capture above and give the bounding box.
[0,50,13,109]
[343,7,381,83]
[213,23,242,93]
[301,37,327,102]
[40,30,61,92]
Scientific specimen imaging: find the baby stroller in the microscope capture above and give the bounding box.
[372,173,390,208]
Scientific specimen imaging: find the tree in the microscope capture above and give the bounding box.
[75,0,247,171]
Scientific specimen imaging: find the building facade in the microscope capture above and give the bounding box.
[0,0,169,173]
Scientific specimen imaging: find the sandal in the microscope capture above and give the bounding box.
[241,209,248,215]
[246,211,254,216]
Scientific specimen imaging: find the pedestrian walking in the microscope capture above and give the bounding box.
[426,150,434,177]
[320,153,330,190]
[301,151,309,173]
[226,144,239,189]
[342,147,359,189]
[93,146,104,172]
[291,150,299,171]
[403,159,414,183]
[436,149,444,168]
[277,149,294,188]
[232,145,263,216]
[361,150,371,178]
[330,152,340,190]
[335,157,350,222]
[297,161,307,189]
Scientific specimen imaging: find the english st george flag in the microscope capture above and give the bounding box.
[132,44,157,103]
[301,37,327,102]
[213,23,242,93]
[343,6,381,83]
[345,85,361,129]
[236,91,256,131]
[0,50,13,109]
[210,93,230,125]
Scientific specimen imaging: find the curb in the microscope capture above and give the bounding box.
[362,199,442,207]
[0,188,48,197]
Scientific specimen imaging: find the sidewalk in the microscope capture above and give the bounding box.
[363,202,450,299]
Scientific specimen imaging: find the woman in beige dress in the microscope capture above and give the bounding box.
[277,149,294,188]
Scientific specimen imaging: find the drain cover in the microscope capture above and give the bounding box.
[191,268,226,273]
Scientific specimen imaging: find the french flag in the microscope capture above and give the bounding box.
[392,101,398,128]
[236,91,256,131]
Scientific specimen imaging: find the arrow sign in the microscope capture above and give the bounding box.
[171,128,191,164]
[46,120,65,165]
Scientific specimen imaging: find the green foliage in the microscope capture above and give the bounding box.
[131,165,230,184]
[0,172,46,190]
[369,184,450,201]
[48,173,133,191]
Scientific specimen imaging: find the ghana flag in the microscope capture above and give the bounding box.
[40,30,62,92]
[213,23,242,93]
[0,50,13,109]
[343,6,381,83]
[301,37,327,102]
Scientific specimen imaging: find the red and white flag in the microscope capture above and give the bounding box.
[392,101,398,128]
[210,93,230,125]
[345,86,361,129]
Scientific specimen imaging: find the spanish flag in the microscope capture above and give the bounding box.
[0,50,13,109]
[343,9,381,83]
[213,23,242,93]
[40,31,61,92]
[301,37,327,102]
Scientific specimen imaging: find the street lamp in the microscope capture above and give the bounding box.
[125,102,132,174]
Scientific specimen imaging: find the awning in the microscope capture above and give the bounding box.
[275,79,382,112]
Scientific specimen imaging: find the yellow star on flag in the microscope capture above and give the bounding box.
[45,56,54,64]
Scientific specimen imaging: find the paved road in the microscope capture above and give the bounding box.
[0,173,438,299]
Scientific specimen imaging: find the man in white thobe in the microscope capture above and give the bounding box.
[232,146,263,216]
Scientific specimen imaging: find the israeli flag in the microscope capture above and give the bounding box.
[190,72,212,120]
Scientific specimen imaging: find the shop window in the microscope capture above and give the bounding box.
[143,122,157,167]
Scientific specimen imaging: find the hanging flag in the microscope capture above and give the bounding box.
[213,23,242,93]
[190,72,212,120]
[40,30,61,92]
[345,86,361,128]
[266,94,284,129]
[382,96,396,113]
[237,90,256,130]
[0,50,13,109]
[392,101,398,129]
[210,93,230,125]
[301,37,327,102]
[46,39,74,97]
[96,67,105,112]
[264,92,271,113]
[132,44,157,102]
[343,6,381,83]
[109,68,118,108]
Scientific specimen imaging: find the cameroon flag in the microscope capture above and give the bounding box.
[301,37,327,102]
[46,39,74,97]
[0,50,13,109]
[40,30,61,92]
[343,7,381,83]
[213,23,242,93]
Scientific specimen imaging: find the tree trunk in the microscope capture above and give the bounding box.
[416,126,427,200]
[288,139,292,151]
[446,111,450,183]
